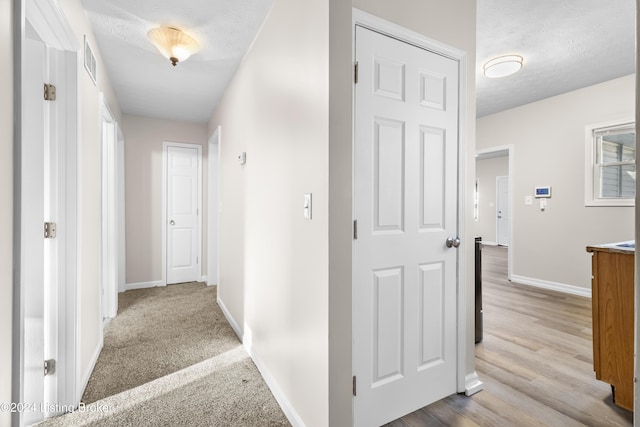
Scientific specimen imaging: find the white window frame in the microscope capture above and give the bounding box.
[585,118,636,206]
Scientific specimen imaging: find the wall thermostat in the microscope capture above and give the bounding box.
[534,186,551,198]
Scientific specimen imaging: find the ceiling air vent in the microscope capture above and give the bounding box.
[84,35,97,85]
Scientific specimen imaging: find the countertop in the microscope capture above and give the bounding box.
[586,240,635,254]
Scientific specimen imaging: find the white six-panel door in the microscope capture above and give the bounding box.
[353,25,460,426]
[496,176,510,246]
[166,145,200,284]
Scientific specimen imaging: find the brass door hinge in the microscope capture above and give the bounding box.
[44,222,57,239]
[44,83,56,101]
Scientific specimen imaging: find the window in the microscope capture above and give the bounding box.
[585,120,636,206]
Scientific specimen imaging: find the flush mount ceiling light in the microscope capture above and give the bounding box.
[483,55,524,78]
[147,26,200,67]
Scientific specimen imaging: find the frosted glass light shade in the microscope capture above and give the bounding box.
[148,27,200,66]
[483,55,523,78]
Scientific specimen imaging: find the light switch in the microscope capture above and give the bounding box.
[238,152,246,165]
[304,193,312,219]
[525,196,533,205]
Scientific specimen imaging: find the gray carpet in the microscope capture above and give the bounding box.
[39,282,290,426]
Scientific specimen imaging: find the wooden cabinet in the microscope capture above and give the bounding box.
[587,245,634,412]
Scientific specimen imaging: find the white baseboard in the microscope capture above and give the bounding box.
[464,371,483,396]
[245,339,306,427]
[124,280,164,291]
[510,274,591,298]
[79,339,103,402]
[200,275,208,283]
[217,296,243,341]
[214,305,305,426]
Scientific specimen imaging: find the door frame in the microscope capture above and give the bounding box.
[207,127,220,286]
[14,0,80,424]
[476,145,514,280]
[351,10,478,420]
[161,141,203,285]
[116,124,126,293]
[100,95,118,321]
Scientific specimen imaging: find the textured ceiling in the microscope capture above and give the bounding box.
[82,0,636,123]
[477,0,636,117]
[81,0,273,123]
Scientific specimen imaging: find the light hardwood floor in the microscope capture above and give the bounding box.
[386,245,633,426]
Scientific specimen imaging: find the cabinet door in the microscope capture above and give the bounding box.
[594,251,634,411]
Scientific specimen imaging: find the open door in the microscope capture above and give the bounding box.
[353,23,462,426]
[18,2,79,424]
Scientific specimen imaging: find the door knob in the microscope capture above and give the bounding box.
[446,237,461,248]
[170,220,175,225]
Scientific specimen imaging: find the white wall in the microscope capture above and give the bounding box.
[209,0,330,423]
[2,0,13,424]
[210,0,477,425]
[122,114,208,286]
[477,74,635,292]
[475,156,509,244]
[56,0,124,392]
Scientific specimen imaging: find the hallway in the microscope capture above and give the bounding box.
[40,283,290,426]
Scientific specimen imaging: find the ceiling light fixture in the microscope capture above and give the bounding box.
[147,26,200,67]
[483,55,523,78]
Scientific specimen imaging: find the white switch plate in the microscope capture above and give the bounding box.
[525,196,533,205]
[304,193,312,219]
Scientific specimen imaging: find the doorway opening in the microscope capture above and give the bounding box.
[100,96,121,322]
[475,145,513,280]
[15,2,80,424]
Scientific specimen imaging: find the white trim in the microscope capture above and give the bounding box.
[116,124,126,293]
[510,274,591,298]
[481,241,498,246]
[73,39,84,410]
[17,4,80,424]
[244,327,306,427]
[584,117,635,207]
[475,144,514,281]
[352,9,466,60]
[78,338,103,404]
[162,141,203,286]
[207,127,220,287]
[455,40,473,397]
[124,281,164,291]
[100,94,118,321]
[217,297,243,341]
[200,276,208,283]
[55,46,79,411]
[25,0,77,51]
[464,372,483,396]
[351,8,480,418]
